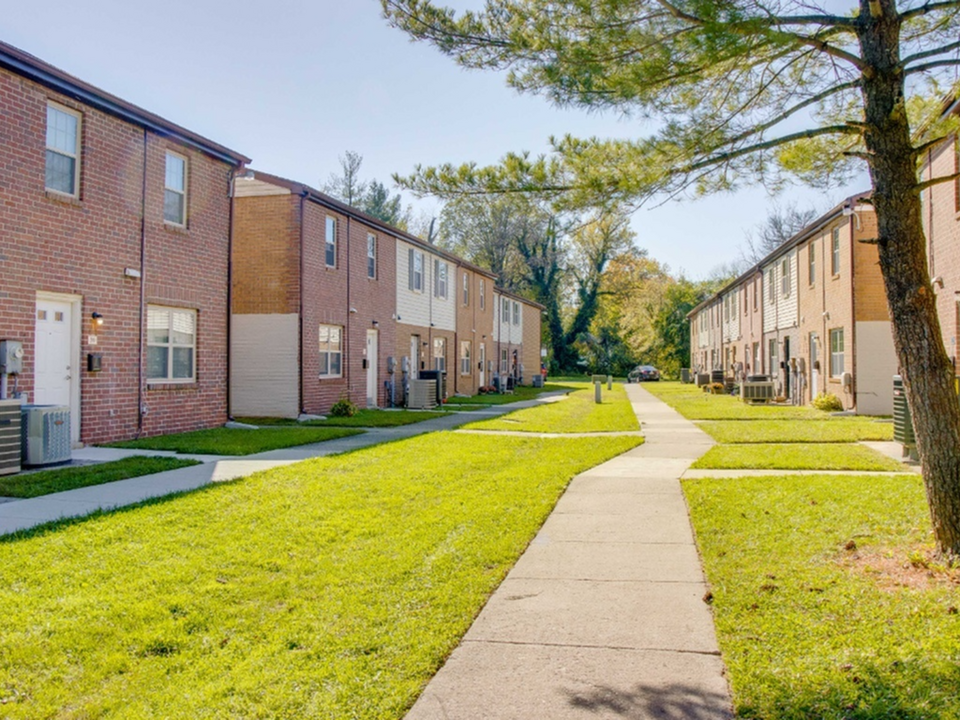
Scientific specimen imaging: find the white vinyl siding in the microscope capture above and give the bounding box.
[45,103,80,197]
[396,242,455,331]
[147,306,196,383]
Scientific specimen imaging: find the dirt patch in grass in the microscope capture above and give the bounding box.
[841,543,960,592]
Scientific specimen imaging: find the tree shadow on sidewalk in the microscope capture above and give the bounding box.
[565,681,732,719]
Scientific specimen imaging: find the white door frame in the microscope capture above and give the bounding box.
[366,329,379,408]
[35,291,82,444]
[810,332,820,401]
[479,343,486,387]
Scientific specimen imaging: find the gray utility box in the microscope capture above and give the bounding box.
[0,399,22,475]
[892,375,918,461]
[21,405,71,467]
[532,374,544,388]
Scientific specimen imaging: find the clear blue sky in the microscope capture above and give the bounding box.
[5,0,865,279]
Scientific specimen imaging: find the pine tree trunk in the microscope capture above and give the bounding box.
[859,0,960,558]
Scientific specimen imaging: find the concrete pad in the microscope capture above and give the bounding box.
[406,643,732,720]
[537,512,696,545]
[552,488,690,516]
[509,541,705,582]
[463,578,719,653]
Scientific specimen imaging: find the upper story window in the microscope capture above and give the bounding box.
[147,305,196,383]
[767,269,776,303]
[408,249,423,291]
[502,297,510,321]
[367,233,377,279]
[325,217,337,268]
[45,103,81,197]
[831,227,841,275]
[463,272,470,305]
[808,242,816,285]
[781,257,791,297]
[480,280,485,310]
[434,260,448,298]
[164,152,187,226]
[512,301,520,325]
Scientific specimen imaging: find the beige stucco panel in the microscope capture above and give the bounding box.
[231,313,300,418]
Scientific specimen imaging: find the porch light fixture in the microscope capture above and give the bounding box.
[91,312,104,326]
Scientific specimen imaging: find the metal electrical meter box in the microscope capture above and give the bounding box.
[0,341,24,375]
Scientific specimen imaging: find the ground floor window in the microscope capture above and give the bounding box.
[319,324,343,377]
[433,337,446,372]
[830,328,845,377]
[768,339,778,377]
[147,305,196,382]
[460,340,471,376]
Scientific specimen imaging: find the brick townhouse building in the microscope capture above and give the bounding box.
[453,262,496,396]
[231,172,398,417]
[688,195,896,414]
[0,40,249,444]
[493,288,544,386]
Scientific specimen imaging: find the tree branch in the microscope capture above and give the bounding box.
[915,171,960,193]
[899,0,960,21]
[905,58,960,75]
[901,39,960,68]
[914,134,951,155]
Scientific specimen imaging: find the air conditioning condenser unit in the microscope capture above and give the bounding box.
[740,381,776,405]
[21,405,71,466]
[0,399,22,475]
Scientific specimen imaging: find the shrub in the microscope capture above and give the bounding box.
[708,382,725,395]
[329,395,358,417]
[812,392,843,412]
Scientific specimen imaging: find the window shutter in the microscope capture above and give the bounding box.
[434,259,439,297]
[408,248,415,290]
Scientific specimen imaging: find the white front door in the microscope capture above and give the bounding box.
[366,329,379,408]
[35,299,73,408]
[479,343,486,387]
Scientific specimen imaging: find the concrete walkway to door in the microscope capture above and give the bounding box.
[404,383,733,719]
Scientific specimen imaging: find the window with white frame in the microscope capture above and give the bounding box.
[434,259,448,298]
[45,103,81,196]
[808,243,816,285]
[325,217,337,268]
[164,152,187,226]
[502,297,510,321]
[147,306,196,383]
[318,324,343,377]
[412,250,424,291]
[768,338,779,376]
[460,340,471,376]
[781,257,790,297]
[367,233,376,278]
[513,301,520,325]
[767,269,776,303]
[831,227,841,275]
[480,279,485,310]
[830,328,845,377]
[501,348,508,371]
[433,337,446,372]
[462,272,469,305]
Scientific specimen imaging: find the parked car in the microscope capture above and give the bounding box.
[628,365,660,382]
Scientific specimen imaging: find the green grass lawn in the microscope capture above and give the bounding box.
[691,443,904,471]
[239,409,451,428]
[0,432,641,719]
[464,382,638,433]
[700,419,894,443]
[0,457,200,499]
[685,473,960,718]
[444,383,566,405]
[106,426,363,456]
[644,381,827,420]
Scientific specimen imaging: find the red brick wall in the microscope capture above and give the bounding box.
[232,194,300,315]
[299,202,397,414]
[0,67,234,443]
[453,266,495,395]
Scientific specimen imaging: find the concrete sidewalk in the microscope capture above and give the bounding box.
[405,384,733,719]
[0,396,562,537]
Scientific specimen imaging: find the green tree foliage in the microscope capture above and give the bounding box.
[382,0,960,558]
[323,150,409,227]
